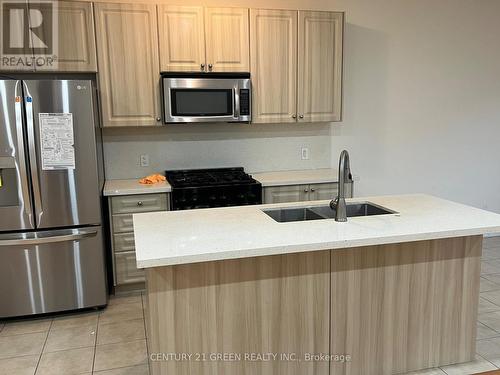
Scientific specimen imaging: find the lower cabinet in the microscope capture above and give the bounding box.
[263,182,353,204]
[109,193,169,290]
[263,184,309,204]
[115,251,145,285]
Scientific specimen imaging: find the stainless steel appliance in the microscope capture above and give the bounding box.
[165,167,261,210]
[0,79,107,318]
[161,72,251,123]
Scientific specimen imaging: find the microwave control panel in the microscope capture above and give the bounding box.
[240,89,250,116]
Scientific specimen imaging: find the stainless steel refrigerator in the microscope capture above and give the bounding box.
[0,79,107,318]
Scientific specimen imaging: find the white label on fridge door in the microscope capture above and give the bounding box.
[39,113,76,170]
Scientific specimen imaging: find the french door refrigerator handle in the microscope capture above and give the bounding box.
[0,228,98,246]
[23,82,43,223]
[14,81,33,222]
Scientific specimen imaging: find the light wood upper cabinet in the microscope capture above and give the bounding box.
[94,3,161,127]
[205,7,249,72]
[298,11,343,122]
[159,6,249,73]
[158,5,205,72]
[0,0,33,72]
[32,1,97,72]
[250,9,344,124]
[250,9,297,124]
[0,0,96,72]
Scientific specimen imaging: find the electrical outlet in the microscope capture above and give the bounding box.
[140,154,150,167]
[301,147,309,160]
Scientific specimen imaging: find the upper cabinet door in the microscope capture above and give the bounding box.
[0,0,34,71]
[158,5,205,72]
[33,1,97,72]
[95,3,161,127]
[297,11,343,122]
[205,7,249,72]
[250,9,297,124]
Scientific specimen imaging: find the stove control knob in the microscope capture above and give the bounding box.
[137,201,143,206]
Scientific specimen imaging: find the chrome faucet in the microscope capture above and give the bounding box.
[330,150,353,222]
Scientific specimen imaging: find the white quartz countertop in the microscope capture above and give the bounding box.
[251,168,338,186]
[103,179,171,196]
[104,168,339,196]
[133,194,500,268]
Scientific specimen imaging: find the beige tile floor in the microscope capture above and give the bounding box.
[0,293,148,375]
[2,236,500,375]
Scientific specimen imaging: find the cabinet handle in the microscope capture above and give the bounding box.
[299,114,304,119]
[292,114,297,119]
[310,188,315,192]
[156,117,161,122]
[208,64,213,71]
[304,188,309,193]
[137,201,143,206]
[200,63,205,71]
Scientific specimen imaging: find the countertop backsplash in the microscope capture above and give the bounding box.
[102,123,333,179]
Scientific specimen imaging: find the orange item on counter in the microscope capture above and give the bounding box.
[139,174,166,185]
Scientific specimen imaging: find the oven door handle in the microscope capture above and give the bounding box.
[0,228,98,246]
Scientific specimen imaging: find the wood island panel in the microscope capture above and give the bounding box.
[144,236,482,375]
[145,250,330,375]
[330,236,482,375]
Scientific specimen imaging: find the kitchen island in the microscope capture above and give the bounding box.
[133,194,500,375]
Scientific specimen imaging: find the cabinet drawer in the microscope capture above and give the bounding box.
[111,194,168,214]
[113,232,136,253]
[112,214,134,233]
[115,251,145,285]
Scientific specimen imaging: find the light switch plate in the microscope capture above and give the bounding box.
[140,154,150,167]
[301,147,310,160]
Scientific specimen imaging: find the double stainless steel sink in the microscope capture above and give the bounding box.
[262,202,397,223]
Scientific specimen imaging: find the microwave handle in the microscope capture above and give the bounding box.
[233,87,240,119]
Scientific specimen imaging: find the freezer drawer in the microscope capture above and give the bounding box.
[0,227,107,318]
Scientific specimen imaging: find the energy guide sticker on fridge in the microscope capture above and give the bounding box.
[39,113,76,170]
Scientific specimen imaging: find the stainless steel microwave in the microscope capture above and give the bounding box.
[161,72,251,124]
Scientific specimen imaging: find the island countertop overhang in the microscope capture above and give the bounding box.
[133,194,500,268]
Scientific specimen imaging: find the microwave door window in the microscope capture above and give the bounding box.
[171,89,233,116]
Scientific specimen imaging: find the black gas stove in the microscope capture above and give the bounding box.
[165,167,262,210]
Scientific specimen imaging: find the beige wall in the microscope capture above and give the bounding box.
[328,0,500,214]
[102,0,500,213]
